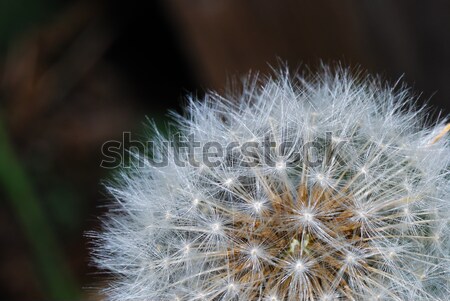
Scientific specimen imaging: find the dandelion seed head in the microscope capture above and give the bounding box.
[92,67,450,300]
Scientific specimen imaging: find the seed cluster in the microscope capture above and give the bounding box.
[93,69,450,301]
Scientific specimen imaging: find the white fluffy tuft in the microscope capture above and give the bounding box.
[92,67,450,300]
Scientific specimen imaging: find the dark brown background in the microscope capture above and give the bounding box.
[0,0,449,300]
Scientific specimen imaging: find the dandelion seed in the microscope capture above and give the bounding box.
[275,161,286,171]
[210,222,221,233]
[252,201,263,213]
[224,178,234,187]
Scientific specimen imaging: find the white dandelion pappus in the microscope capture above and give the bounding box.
[92,67,450,300]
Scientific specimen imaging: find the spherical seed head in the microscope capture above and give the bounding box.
[93,67,450,300]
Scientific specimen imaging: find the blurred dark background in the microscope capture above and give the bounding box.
[0,0,449,300]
